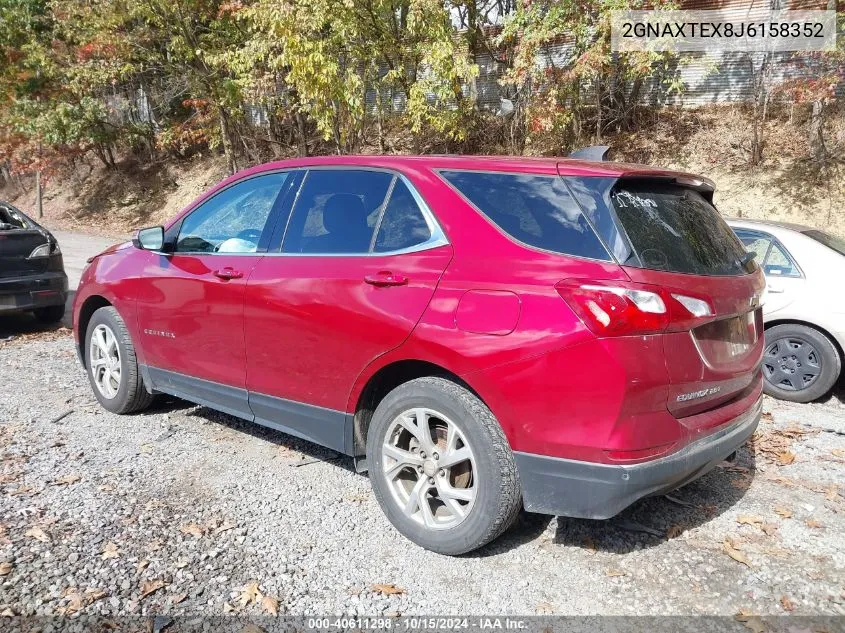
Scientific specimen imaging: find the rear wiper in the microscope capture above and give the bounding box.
[738,251,756,267]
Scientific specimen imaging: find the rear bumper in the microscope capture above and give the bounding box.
[0,272,68,313]
[515,395,761,519]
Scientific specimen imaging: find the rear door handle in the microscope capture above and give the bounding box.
[364,272,408,287]
[213,267,243,280]
[767,284,784,294]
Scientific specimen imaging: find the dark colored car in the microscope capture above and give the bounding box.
[73,155,764,555]
[0,202,67,323]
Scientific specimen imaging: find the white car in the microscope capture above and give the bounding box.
[728,219,845,402]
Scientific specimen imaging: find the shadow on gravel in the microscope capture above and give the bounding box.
[140,397,358,474]
[551,448,757,554]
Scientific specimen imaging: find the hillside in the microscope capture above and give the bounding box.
[2,104,843,240]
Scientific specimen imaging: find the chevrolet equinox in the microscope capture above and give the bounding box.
[73,155,764,555]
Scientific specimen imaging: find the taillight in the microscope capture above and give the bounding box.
[556,279,714,337]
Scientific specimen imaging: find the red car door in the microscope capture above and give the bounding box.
[244,169,452,450]
[135,172,291,417]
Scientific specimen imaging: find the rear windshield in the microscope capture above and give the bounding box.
[610,183,753,276]
[802,229,845,257]
[439,170,610,261]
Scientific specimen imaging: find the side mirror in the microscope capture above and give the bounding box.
[132,226,165,251]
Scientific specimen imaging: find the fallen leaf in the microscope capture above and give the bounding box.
[241,624,264,633]
[261,595,279,615]
[832,448,845,458]
[824,485,839,501]
[666,524,683,538]
[780,595,796,612]
[25,526,50,542]
[0,562,12,576]
[761,412,774,421]
[0,473,19,484]
[737,515,764,526]
[761,523,778,536]
[140,579,166,599]
[805,519,824,529]
[1,607,15,617]
[136,559,150,574]
[171,593,187,605]
[723,538,752,567]
[238,581,261,607]
[371,583,405,595]
[9,485,35,496]
[53,474,81,486]
[776,451,795,466]
[605,569,627,577]
[98,484,115,492]
[101,542,119,560]
[214,521,235,535]
[535,601,554,614]
[179,523,206,539]
[735,611,767,633]
[774,506,793,519]
[140,444,154,454]
[223,602,237,613]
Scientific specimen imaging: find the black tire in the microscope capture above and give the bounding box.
[84,306,154,414]
[762,323,841,403]
[32,304,65,323]
[366,377,522,555]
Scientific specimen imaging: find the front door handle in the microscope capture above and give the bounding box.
[213,267,243,280]
[767,283,785,294]
[364,271,408,287]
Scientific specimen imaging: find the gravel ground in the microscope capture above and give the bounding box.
[1,323,845,619]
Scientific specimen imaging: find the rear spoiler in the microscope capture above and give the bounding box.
[569,145,610,161]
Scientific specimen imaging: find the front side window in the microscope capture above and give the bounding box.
[282,170,394,254]
[176,173,288,254]
[439,170,610,260]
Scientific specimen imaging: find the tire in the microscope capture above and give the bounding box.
[32,304,65,323]
[762,323,841,403]
[366,377,521,555]
[85,306,154,414]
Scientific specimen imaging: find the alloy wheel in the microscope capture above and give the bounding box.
[381,407,477,530]
[89,323,122,399]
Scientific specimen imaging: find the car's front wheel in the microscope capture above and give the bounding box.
[85,306,154,414]
[366,377,522,555]
[762,323,841,403]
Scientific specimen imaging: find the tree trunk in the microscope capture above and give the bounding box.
[809,99,826,162]
[218,107,238,175]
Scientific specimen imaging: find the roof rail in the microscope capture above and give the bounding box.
[568,145,610,161]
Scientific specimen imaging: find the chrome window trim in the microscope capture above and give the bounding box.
[434,168,614,264]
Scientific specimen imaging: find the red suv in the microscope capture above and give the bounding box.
[73,155,764,554]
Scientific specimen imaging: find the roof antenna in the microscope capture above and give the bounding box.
[569,145,610,161]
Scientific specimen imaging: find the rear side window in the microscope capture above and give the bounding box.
[439,171,610,261]
[734,229,801,278]
[282,169,393,254]
[610,183,752,276]
[374,180,432,252]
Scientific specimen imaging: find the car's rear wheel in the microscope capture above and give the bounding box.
[366,377,521,555]
[85,306,154,414]
[762,323,841,403]
[32,304,65,323]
